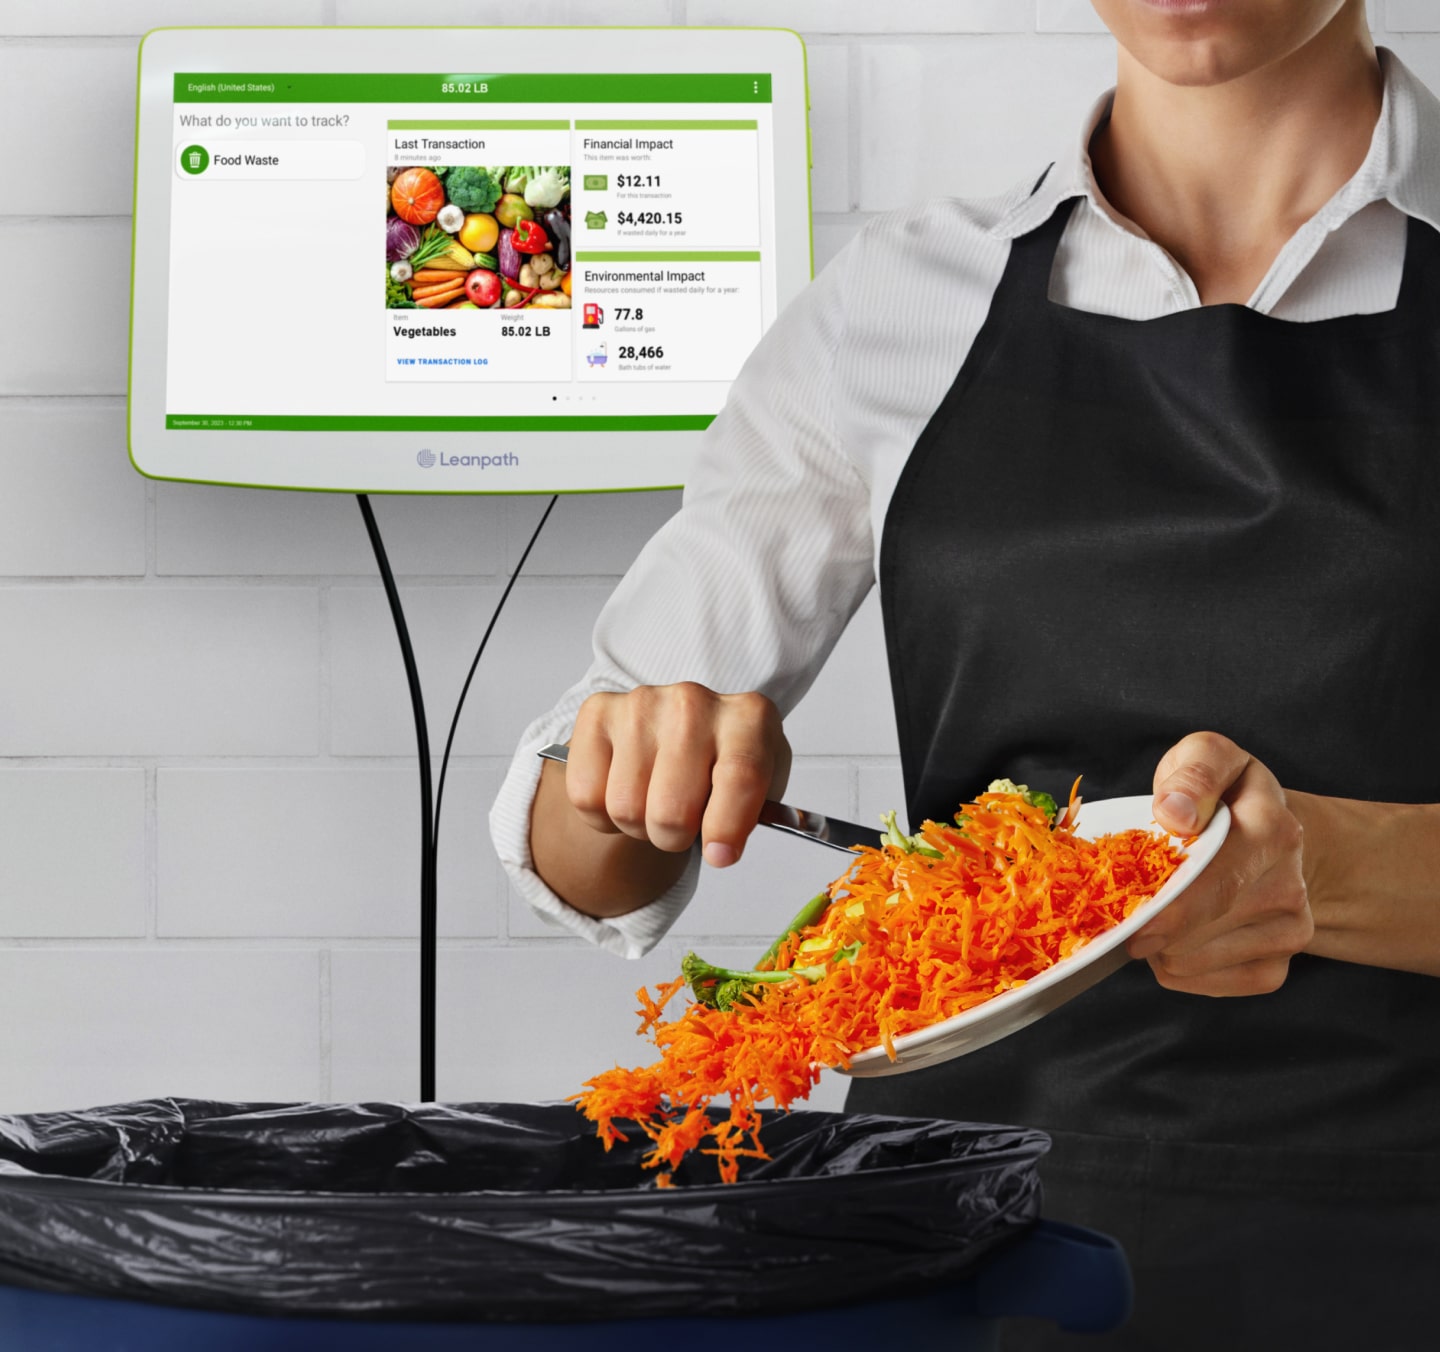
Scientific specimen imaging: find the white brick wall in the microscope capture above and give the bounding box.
[2,1,326,34]
[502,490,680,576]
[0,221,130,395]
[334,0,680,23]
[157,765,503,937]
[1388,1,1440,32]
[0,587,320,755]
[858,37,1118,206]
[327,581,612,756]
[1036,0,1110,35]
[0,404,146,575]
[1381,33,1440,89]
[798,42,850,214]
[328,943,850,1109]
[0,1,1420,1122]
[156,487,510,577]
[0,949,322,1113]
[0,43,137,215]
[687,1,1028,31]
[0,770,147,937]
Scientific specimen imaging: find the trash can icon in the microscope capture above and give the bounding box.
[187,150,201,169]
[180,144,209,175]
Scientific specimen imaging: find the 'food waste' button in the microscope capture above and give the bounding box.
[174,141,365,180]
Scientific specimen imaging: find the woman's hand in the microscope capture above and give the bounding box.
[529,683,791,918]
[566,682,791,867]
[1126,732,1313,996]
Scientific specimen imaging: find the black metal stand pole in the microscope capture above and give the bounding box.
[358,494,437,1102]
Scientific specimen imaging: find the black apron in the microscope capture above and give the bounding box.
[848,194,1440,1349]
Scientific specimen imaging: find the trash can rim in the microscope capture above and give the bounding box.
[0,1140,1049,1209]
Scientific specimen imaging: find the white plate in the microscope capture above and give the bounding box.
[842,796,1230,1078]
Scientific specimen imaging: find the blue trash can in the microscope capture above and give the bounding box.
[0,1219,1129,1350]
[0,1100,1130,1348]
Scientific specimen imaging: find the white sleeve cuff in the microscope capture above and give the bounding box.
[488,704,701,960]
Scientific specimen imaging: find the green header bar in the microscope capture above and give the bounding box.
[577,251,760,262]
[166,414,714,432]
[388,119,569,130]
[175,73,771,104]
[575,119,758,131]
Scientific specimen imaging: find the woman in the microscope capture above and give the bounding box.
[494,1,1440,1345]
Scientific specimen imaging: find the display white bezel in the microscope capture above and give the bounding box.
[129,26,812,494]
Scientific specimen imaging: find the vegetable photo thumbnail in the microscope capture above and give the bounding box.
[385,164,572,311]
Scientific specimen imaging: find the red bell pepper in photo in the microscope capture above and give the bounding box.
[512,219,551,254]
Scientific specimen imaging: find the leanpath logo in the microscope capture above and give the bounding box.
[414,448,520,470]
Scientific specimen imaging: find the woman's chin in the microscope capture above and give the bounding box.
[1093,0,1359,90]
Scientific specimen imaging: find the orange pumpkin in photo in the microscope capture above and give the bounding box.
[391,168,445,225]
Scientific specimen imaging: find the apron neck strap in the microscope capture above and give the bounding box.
[999,195,1082,313]
[1393,213,1440,318]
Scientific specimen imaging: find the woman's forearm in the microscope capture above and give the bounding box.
[1289,791,1440,978]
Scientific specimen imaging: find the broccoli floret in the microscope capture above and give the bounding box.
[1027,789,1059,820]
[682,943,860,1011]
[715,977,757,1010]
[682,952,824,1010]
[445,165,502,213]
[682,890,847,1010]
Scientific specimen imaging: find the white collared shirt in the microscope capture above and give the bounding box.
[491,49,1440,958]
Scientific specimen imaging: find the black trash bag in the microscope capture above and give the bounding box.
[0,1098,1047,1322]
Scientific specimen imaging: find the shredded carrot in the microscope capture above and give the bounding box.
[574,788,1185,1185]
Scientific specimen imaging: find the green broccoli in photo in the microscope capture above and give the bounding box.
[445,166,503,214]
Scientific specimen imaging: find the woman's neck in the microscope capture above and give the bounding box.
[1089,12,1382,305]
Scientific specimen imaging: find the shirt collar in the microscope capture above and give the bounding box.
[991,47,1440,243]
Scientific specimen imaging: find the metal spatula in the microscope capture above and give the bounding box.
[536,743,877,853]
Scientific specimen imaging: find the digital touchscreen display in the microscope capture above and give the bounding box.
[163,72,778,439]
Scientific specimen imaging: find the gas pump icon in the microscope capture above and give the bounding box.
[583,303,604,329]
